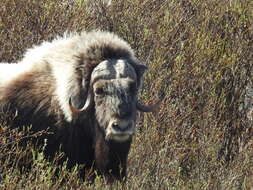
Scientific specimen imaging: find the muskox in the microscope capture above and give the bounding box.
[0,31,162,182]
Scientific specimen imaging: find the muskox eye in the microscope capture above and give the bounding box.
[94,87,105,96]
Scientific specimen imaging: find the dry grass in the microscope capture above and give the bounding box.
[0,0,252,189]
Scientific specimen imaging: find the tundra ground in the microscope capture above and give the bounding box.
[0,0,252,189]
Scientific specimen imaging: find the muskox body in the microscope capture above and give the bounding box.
[0,31,160,182]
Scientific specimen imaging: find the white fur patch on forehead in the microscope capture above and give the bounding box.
[110,78,134,89]
[91,59,137,82]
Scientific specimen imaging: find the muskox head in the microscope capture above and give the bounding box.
[69,59,161,142]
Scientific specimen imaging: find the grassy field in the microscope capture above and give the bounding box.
[0,0,252,189]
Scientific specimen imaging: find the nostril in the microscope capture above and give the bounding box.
[111,123,121,131]
[111,122,132,132]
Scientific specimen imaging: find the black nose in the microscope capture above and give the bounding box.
[111,122,129,132]
[112,123,121,131]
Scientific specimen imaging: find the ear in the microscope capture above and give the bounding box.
[136,64,148,77]
[134,63,148,87]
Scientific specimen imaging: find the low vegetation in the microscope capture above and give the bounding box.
[0,0,252,189]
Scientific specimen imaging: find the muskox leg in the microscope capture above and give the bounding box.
[94,133,131,183]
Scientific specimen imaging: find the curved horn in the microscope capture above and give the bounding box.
[136,91,165,112]
[136,99,162,112]
[69,91,94,113]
